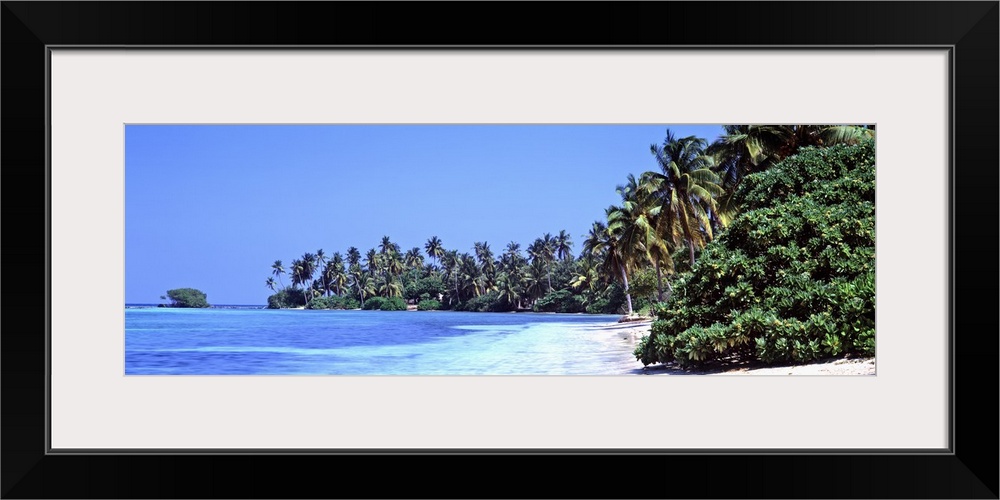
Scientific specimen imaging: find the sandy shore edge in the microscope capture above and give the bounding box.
[592,320,875,375]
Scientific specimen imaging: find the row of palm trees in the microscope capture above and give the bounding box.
[266,230,579,309]
[264,125,873,313]
[581,125,874,316]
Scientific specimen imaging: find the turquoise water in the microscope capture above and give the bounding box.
[125,308,644,375]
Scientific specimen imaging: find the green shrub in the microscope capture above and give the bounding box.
[362,296,387,310]
[635,140,876,368]
[165,288,210,308]
[451,291,517,312]
[306,296,332,309]
[533,289,586,313]
[417,299,441,311]
[405,276,447,303]
[585,283,626,314]
[266,288,307,309]
[379,296,407,311]
[330,296,360,310]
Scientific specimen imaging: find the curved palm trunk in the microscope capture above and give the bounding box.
[277,275,285,291]
[620,265,633,316]
[654,261,664,302]
[679,207,698,267]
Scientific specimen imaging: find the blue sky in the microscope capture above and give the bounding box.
[125,124,724,304]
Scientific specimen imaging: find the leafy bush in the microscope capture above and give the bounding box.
[405,275,447,302]
[165,288,210,308]
[306,297,331,309]
[453,291,512,312]
[533,289,585,313]
[635,140,876,368]
[361,296,387,310]
[267,288,307,309]
[585,283,627,314]
[379,296,408,311]
[417,299,441,311]
[330,296,360,310]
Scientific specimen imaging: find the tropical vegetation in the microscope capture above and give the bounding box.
[163,288,210,308]
[261,125,876,369]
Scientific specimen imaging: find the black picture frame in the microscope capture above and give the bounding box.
[2,2,996,498]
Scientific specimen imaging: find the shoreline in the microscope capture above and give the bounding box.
[587,320,875,376]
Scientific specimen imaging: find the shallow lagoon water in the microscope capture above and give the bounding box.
[125,308,641,375]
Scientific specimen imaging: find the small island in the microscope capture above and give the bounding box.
[160,288,210,308]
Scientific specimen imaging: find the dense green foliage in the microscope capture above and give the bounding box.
[533,289,585,313]
[417,299,441,311]
[635,141,875,367]
[305,295,360,310]
[266,288,307,309]
[165,288,210,308]
[379,296,408,311]
[361,296,387,310]
[259,125,874,370]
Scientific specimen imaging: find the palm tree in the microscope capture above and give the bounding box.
[473,242,496,292]
[315,249,328,296]
[271,260,287,290]
[386,248,405,284]
[378,236,395,256]
[351,269,376,308]
[528,235,556,291]
[404,247,424,271]
[569,254,600,298]
[346,247,361,269]
[265,277,277,293]
[621,172,675,302]
[582,217,635,316]
[555,230,573,261]
[425,236,445,268]
[647,130,725,267]
[289,258,306,302]
[523,260,548,307]
[331,262,348,298]
[441,250,461,304]
[458,253,482,298]
[708,124,875,192]
[364,248,380,276]
[496,274,521,310]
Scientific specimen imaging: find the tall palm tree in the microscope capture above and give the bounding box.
[618,173,673,302]
[386,248,405,283]
[441,250,461,304]
[528,235,556,291]
[496,274,521,310]
[271,260,287,290]
[351,269,376,308]
[458,253,482,298]
[569,254,600,297]
[425,236,445,268]
[647,130,725,267]
[330,260,348,297]
[523,260,548,307]
[555,230,574,261]
[346,247,361,269]
[364,248,379,276]
[404,247,424,271]
[315,249,328,296]
[708,124,875,191]
[378,236,394,255]
[473,242,496,292]
[301,252,316,276]
[583,216,635,316]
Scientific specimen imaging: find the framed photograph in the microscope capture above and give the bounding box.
[3,2,996,498]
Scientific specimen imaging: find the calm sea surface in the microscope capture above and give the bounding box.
[124,308,643,375]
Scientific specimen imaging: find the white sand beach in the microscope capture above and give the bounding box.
[593,320,875,375]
